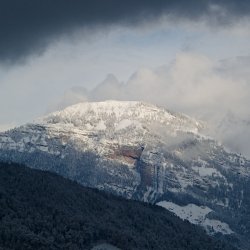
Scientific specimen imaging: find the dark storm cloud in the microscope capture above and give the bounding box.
[0,0,249,62]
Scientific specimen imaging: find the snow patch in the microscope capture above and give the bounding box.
[40,100,200,135]
[204,218,234,235]
[192,166,223,177]
[157,201,211,224]
[36,145,49,152]
[115,119,142,131]
[157,201,233,235]
[95,120,106,130]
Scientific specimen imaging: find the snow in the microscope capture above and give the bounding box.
[0,124,16,132]
[0,136,14,143]
[204,218,234,235]
[36,145,49,152]
[40,100,201,135]
[215,198,229,207]
[192,166,223,177]
[157,201,212,224]
[176,176,190,189]
[95,120,106,130]
[115,119,142,131]
[157,201,233,235]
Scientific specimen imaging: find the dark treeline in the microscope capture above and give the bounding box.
[0,162,235,250]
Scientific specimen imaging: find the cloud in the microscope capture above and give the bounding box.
[84,53,248,118]
[1,0,250,62]
[90,74,125,101]
[53,53,250,157]
[0,123,16,132]
[47,86,88,113]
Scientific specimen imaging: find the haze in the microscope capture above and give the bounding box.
[0,0,250,157]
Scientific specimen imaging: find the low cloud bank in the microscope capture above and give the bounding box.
[50,53,250,158]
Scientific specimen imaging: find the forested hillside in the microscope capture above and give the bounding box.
[0,162,235,250]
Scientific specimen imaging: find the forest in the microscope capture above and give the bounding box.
[0,162,236,250]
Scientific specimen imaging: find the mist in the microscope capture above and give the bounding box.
[1,1,250,158]
[51,53,250,158]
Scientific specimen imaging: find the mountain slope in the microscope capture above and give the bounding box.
[0,162,235,250]
[0,101,250,248]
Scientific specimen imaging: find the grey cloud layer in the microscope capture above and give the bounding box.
[50,54,250,157]
[1,0,250,61]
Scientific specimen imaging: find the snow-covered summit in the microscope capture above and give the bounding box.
[39,100,202,135]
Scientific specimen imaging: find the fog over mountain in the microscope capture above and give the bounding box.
[0,1,250,157]
[48,53,250,158]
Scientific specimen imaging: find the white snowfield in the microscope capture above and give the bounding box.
[157,201,234,235]
[40,100,202,135]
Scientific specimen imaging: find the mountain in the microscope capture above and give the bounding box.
[0,100,250,248]
[0,162,235,250]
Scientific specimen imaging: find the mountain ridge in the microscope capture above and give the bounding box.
[0,100,249,249]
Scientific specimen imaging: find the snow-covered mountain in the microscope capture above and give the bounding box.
[0,101,250,248]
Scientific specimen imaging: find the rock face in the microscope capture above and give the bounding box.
[0,101,250,248]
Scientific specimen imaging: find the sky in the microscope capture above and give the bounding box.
[0,0,250,157]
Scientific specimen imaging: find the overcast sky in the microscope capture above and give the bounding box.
[0,0,250,156]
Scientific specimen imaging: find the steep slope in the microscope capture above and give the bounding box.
[0,162,235,250]
[0,101,204,199]
[0,101,250,248]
